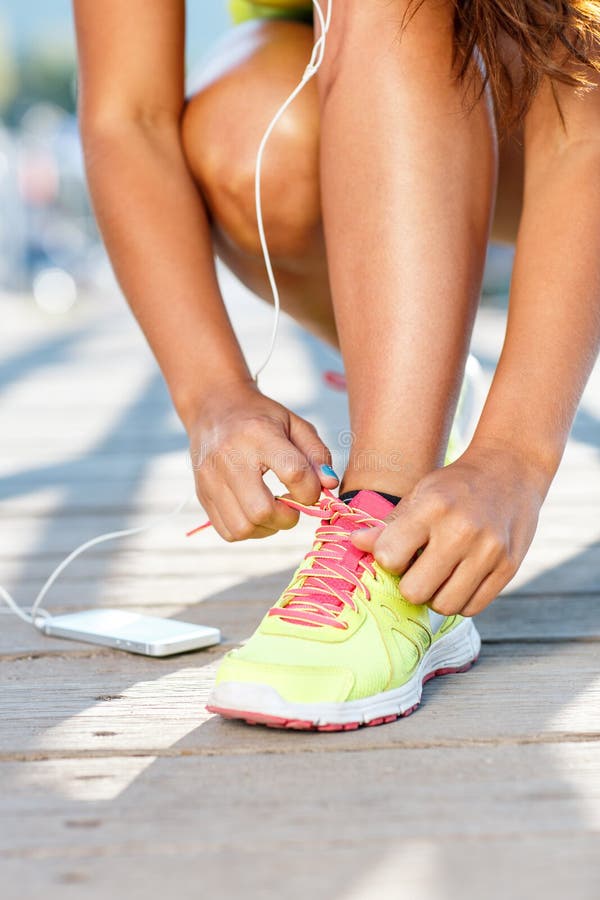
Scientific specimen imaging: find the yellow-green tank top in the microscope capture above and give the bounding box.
[229,0,313,24]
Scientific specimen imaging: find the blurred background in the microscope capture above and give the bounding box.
[0,0,513,316]
[0,1,232,309]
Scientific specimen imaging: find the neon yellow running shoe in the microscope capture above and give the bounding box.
[208,490,481,731]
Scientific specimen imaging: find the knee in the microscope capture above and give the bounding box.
[181,86,321,262]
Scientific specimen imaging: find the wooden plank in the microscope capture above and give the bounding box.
[2,287,599,900]
[3,475,600,515]
[2,833,599,900]
[2,454,599,489]
[4,486,600,515]
[3,544,599,601]
[0,591,598,657]
[0,744,597,900]
[3,510,600,552]
[1,743,597,837]
[0,643,598,756]
[477,594,600,641]
[1,534,599,587]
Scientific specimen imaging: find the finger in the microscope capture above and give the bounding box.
[289,416,338,488]
[428,559,495,617]
[199,497,233,542]
[193,476,234,542]
[351,526,384,552]
[356,507,430,574]
[459,570,507,617]
[351,500,418,553]
[397,540,462,605]
[226,467,300,533]
[265,438,323,505]
[289,415,333,469]
[318,463,340,488]
[203,482,276,542]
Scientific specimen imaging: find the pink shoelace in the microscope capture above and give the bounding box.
[188,489,385,630]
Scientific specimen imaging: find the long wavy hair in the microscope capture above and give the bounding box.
[413,1,600,125]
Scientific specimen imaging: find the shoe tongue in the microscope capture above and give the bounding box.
[346,490,395,520]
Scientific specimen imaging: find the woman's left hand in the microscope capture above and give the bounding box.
[351,444,547,617]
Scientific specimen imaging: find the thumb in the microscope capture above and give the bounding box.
[289,415,339,488]
[352,503,404,551]
[351,525,385,551]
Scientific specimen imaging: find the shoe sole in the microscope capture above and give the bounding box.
[207,617,481,732]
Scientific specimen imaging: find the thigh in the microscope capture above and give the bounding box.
[184,19,321,251]
[183,20,337,343]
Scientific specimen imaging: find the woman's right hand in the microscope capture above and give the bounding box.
[186,382,338,541]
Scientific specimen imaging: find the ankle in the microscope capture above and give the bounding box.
[341,447,441,497]
[340,468,420,499]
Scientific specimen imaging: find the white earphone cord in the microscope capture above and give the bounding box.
[254,0,332,378]
[0,1,333,631]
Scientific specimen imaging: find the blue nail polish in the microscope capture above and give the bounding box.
[320,464,339,480]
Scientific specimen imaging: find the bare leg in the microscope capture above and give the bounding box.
[183,22,337,345]
[182,19,522,488]
[317,1,497,495]
[184,19,522,326]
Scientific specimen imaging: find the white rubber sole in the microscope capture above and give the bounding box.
[207,618,481,731]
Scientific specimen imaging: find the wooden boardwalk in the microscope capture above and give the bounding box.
[1,269,599,899]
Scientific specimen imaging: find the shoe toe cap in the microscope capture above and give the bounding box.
[214,651,355,704]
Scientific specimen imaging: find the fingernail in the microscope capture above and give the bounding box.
[320,464,339,480]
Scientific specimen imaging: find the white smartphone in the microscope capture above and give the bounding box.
[41,609,221,657]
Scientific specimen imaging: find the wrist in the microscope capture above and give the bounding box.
[173,374,258,434]
[464,432,559,499]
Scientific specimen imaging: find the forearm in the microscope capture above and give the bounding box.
[472,142,600,490]
[82,119,252,426]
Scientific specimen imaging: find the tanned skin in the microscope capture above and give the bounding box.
[74,1,600,617]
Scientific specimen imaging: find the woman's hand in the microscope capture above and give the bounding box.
[352,444,547,616]
[187,382,338,541]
